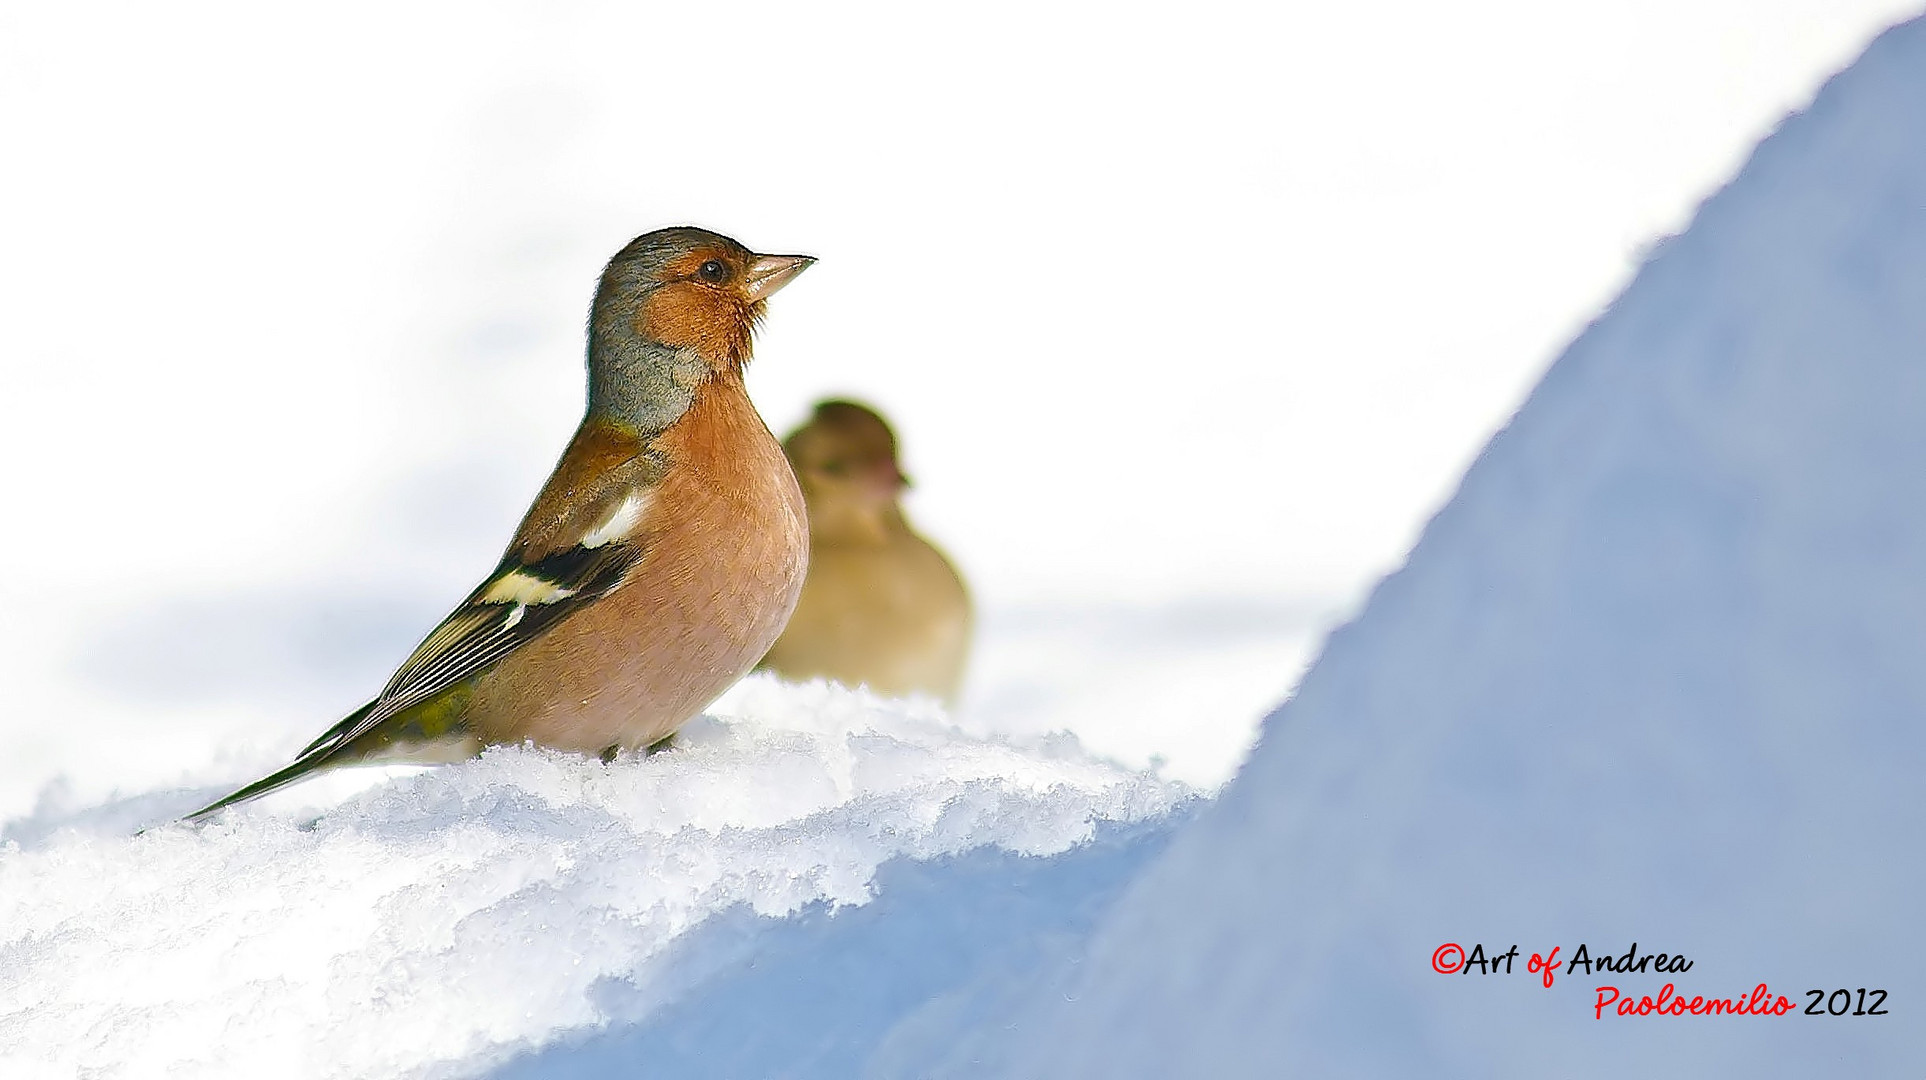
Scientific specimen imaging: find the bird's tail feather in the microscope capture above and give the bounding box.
[298,700,377,758]
[180,701,376,823]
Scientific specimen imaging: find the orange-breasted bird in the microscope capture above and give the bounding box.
[759,400,971,703]
[184,227,814,821]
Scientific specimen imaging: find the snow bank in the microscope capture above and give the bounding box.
[901,15,1926,1078]
[0,679,1185,1079]
[490,813,1180,1080]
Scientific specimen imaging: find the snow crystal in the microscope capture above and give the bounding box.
[0,678,1185,1079]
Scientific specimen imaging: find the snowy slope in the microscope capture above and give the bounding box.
[0,681,1185,1079]
[887,15,1926,1077]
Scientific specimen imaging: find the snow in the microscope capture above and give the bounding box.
[0,679,1185,1078]
[961,598,1334,787]
[4,6,1924,1079]
[900,14,1926,1077]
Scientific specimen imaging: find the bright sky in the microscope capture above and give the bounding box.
[0,0,1916,813]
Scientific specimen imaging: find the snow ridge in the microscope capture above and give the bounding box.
[0,679,1184,1079]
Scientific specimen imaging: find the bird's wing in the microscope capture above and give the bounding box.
[182,483,654,822]
[302,481,658,759]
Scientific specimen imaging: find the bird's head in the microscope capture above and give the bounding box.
[784,400,912,542]
[586,226,814,434]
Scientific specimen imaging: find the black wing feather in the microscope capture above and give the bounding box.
[303,542,641,760]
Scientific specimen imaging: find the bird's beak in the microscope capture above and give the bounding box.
[745,254,816,301]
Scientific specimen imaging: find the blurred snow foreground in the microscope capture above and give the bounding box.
[9,15,1926,1080]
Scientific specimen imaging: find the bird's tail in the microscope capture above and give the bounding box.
[179,701,376,823]
[297,700,377,759]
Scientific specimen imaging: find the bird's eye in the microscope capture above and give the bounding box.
[820,460,848,476]
[698,259,727,283]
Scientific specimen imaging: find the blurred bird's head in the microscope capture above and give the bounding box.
[784,400,912,542]
[586,226,813,434]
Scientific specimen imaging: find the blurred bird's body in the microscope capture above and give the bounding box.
[761,401,971,704]
[185,227,813,821]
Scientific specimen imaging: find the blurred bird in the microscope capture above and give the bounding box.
[184,227,814,821]
[759,400,972,703]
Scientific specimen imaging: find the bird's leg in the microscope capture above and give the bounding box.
[600,734,675,762]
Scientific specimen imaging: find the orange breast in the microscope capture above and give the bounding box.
[467,374,807,752]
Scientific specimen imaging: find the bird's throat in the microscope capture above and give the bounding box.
[586,336,711,436]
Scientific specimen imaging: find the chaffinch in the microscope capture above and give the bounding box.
[185,226,814,821]
[758,400,972,704]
